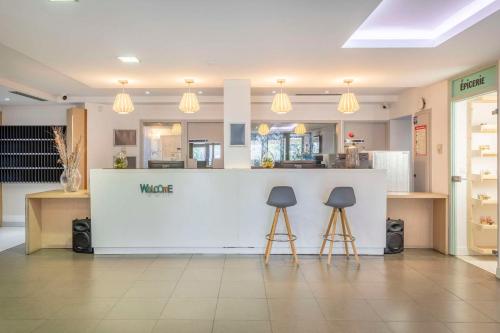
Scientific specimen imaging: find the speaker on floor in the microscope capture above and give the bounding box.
[384,218,404,254]
[72,218,93,253]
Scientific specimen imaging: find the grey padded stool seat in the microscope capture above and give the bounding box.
[264,186,299,264]
[319,187,359,264]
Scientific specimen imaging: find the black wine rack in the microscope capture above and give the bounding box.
[0,126,65,183]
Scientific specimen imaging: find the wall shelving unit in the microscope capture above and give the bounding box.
[0,126,65,183]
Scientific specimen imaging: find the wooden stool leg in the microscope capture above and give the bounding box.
[265,208,280,264]
[327,208,338,265]
[339,208,350,258]
[319,209,336,256]
[342,209,359,264]
[283,208,299,264]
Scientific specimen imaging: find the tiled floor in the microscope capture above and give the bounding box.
[0,227,25,252]
[0,246,499,333]
[458,255,497,275]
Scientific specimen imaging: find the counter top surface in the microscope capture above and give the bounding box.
[26,190,90,199]
[387,192,448,199]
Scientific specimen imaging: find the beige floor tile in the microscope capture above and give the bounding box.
[445,283,500,301]
[417,300,494,323]
[149,256,191,269]
[0,281,46,297]
[308,282,363,299]
[31,319,99,333]
[352,283,412,300]
[180,268,223,281]
[0,298,65,319]
[94,319,157,333]
[468,300,500,321]
[446,322,500,333]
[215,298,269,320]
[268,299,324,321]
[386,322,452,333]
[264,281,314,298]
[138,268,184,281]
[329,321,391,333]
[50,298,118,319]
[0,319,44,333]
[368,300,436,322]
[213,320,272,333]
[221,268,264,282]
[152,319,212,333]
[271,320,333,333]
[161,298,217,320]
[172,280,221,298]
[263,266,304,283]
[124,280,177,298]
[188,255,226,268]
[84,280,135,298]
[317,299,381,321]
[106,298,167,319]
[219,280,266,298]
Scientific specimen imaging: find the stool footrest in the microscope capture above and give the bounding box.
[322,233,356,243]
[266,232,297,242]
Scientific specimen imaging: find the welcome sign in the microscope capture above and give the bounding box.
[140,184,173,194]
[452,66,497,99]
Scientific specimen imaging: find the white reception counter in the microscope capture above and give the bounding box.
[90,168,387,255]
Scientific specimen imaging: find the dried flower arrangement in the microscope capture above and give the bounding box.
[53,127,81,170]
[53,127,82,191]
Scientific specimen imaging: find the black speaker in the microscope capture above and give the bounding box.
[384,218,404,254]
[73,218,93,253]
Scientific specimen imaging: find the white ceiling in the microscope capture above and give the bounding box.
[0,0,499,101]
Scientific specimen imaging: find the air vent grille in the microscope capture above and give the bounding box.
[8,91,48,102]
[294,93,341,96]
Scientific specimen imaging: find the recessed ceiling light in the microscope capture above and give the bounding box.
[117,56,140,63]
[4,97,11,101]
[272,90,276,94]
[198,91,203,95]
[145,91,151,95]
[324,90,330,94]
[49,0,78,2]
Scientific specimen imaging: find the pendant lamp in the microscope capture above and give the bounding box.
[113,80,134,114]
[171,123,182,136]
[294,123,306,135]
[257,123,270,136]
[179,79,200,114]
[338,79,359,114]
[271,79,292,114]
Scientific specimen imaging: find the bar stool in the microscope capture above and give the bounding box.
[319,187,359,265]
[264,186,299,264]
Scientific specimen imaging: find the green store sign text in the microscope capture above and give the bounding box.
[452,66,497,99]
[140,184,174,194]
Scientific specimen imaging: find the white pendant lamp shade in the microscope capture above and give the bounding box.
[179,79,200,114]
[271,79,292,114]
[294,123,306,135]
[171,123,182,136]
[113,80,134,114]
[338,79,359,114]
[257,123,270,136]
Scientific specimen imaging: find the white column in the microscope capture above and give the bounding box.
[496,60,500,279]
[223,79,251,169]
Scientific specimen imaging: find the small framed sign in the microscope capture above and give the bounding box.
[114,129,137,146]
[230,123,246,146]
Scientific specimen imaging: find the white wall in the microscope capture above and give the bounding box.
[1,105,70,225]
[344,121,388,151]
[390,81,449,194]
[224,79,252,169]
[389,116,412,151]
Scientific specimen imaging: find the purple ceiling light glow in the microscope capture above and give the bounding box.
[343,0,500,48]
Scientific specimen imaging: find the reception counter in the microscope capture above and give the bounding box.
[90,168,387,255]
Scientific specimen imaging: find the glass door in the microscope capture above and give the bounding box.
[451,91,498,255]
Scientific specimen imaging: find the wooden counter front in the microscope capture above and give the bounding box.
[26,190,90,254]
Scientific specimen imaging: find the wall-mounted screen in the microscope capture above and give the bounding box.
[114,129,137,146]
[230,123,245,146]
